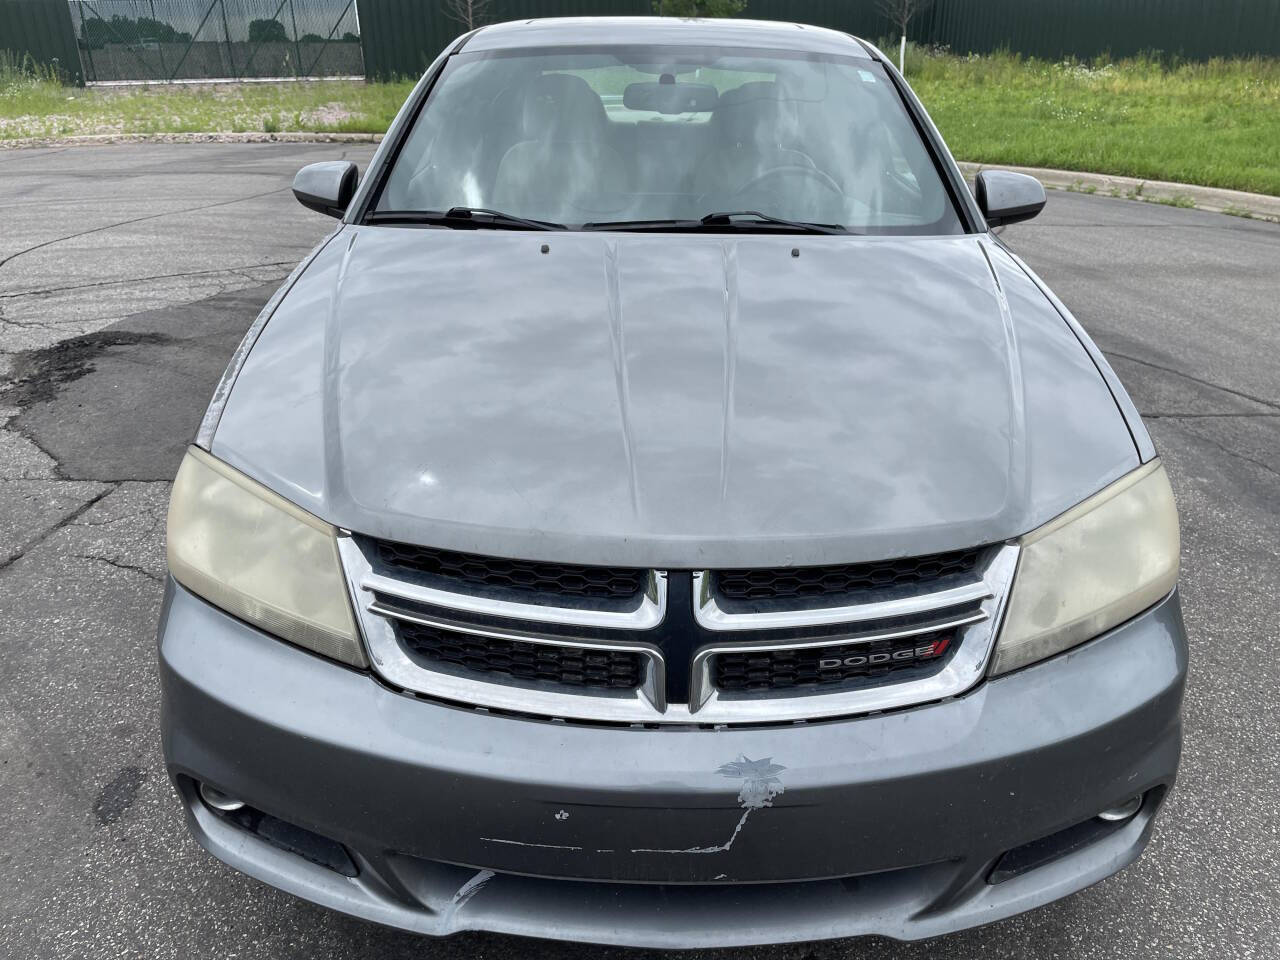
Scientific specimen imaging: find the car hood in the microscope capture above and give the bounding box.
[211,226,1139,568]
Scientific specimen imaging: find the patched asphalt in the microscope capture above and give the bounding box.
[0,143,1277,960]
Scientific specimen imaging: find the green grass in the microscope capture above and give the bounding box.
[0,51,413,140]
[905,47,1280,196]
[4,45,1279,196]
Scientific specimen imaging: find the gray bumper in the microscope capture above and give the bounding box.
[159,580,1186,948]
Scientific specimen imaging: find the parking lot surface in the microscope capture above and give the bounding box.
[1,143,1277,960]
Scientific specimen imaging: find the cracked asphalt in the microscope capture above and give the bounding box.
[1,143,1278,960]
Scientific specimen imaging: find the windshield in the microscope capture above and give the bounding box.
[372,45,964,234]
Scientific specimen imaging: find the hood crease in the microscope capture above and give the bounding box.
[720,240,740,505]
[322,230,359,513]
[604,238,642,520]
[979,238,1030,529]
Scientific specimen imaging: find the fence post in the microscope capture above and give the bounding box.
[75,1,97,83]
[289,0,303,77]
[218,0,236,78]
[149,0,169,79]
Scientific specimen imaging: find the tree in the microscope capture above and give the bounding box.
[79,14,191,49]
[442,0,492,32]
[876,0,933,73]
[248,18,289,44]
[135,17,190,43]
[653,0,747,15]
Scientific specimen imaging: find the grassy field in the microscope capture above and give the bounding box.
[907,49,1280,196]
[0,52,411,139]
[3,48,1279,195]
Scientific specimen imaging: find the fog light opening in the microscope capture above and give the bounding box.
[988,790,1155,885]
[1096,795,1143,823]
[191,780,360,879]
[198,782,247,812]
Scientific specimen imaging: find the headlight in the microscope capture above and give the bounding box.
[990,460,1179,675]
[166,446,367,667]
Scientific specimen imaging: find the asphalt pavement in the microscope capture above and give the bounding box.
[1,143,1277,960]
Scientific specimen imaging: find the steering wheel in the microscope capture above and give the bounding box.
[731,164,844,202]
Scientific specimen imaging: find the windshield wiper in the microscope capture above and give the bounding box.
[582,212,849,235]
[367,207,566,231]
[699,211,849,235]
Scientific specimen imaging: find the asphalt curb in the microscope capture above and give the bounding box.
[2,132,1275,222]
[957,161,1280,223]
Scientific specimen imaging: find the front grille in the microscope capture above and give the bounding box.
[342,532,1017,725]
[376,539,647,601]
[712,630,954,692]
[713,549,984,602]
[396,621,644,691]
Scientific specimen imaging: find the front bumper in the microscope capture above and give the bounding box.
[159,580,1186,948]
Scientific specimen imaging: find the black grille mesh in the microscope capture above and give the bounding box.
[376,540,648,601]
[713,549,983,602]
[397,621,644,691]
[713,630,954,691]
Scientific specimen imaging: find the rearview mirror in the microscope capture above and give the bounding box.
[975,170,1046,228]
[623,81,719,114]
[292,161,358,218]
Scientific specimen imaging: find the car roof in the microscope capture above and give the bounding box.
[465,17,874,58]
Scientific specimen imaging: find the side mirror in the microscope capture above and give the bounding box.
[292,161,358,218]
[975,170,1046,228]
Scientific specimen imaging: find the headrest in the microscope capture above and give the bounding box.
[713,81,796,146]
[521,72,608,141]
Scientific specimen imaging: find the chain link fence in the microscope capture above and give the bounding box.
[68,0,362,81]
[358,0,1280,80]
[7,0,1280,86]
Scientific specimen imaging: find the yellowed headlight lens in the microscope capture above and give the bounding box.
[991,460,1179,676]
[166,446,366,667]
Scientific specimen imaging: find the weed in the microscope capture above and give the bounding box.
[1221,204,1254,218]
[0,49,61,88]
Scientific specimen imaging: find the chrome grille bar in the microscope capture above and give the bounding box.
[361,567,665,630]
[685,544,1019,723]
[339,537,668,723]
[338,534,1020,726]
[693,574,993,631]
